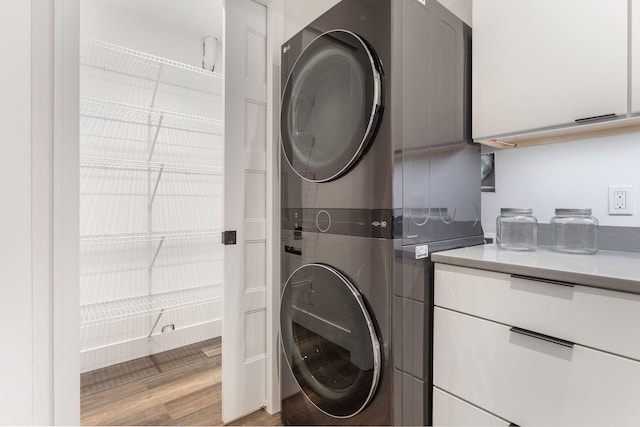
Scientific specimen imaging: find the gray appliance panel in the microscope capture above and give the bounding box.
[392,237,484,426]
[281,0,483,246]
[280,0,485,425]
[393,0,482,245]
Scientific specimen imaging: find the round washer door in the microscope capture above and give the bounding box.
[280,263,381,418]
[281,30,383,182]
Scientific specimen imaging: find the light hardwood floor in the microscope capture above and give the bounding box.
[81,338,282,426]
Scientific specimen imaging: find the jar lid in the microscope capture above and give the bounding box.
[500,208,533,214]
[555,208,592,215]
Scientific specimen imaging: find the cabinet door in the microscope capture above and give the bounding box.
[433,387,509,426]
[473,0,628,139]
[434,307,640,426]
[632,0,640,113]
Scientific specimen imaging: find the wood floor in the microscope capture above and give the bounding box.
[81,338,282,426]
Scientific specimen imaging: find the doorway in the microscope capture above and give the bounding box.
[74,0,276,424]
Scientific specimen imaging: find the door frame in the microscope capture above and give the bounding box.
[51,0,282,423]
[263,0,283,415]
[53,0,80,424]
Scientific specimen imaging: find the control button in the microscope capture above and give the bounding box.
[315,210,331,233]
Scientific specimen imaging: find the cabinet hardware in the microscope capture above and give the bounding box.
[575,113,617,124]
[510,327,574,348]
[510,274,575,288]
[489,139,517,148]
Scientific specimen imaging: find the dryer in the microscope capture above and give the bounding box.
[280,0,485,425]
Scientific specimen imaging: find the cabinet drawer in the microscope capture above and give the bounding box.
[435,264,640,360]
[433,387,508,426]
[434,307,640,426]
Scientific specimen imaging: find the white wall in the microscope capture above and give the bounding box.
[0,1,61,424]
[438,0,472,26]
[283,0,340,40]
[482,133,640,234]
[0,2,35,423]
[283,0,471,41]
[80,0,222,69]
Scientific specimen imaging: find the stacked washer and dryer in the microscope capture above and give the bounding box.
[279,0,484,425]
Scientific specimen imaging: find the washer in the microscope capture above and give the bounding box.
[280,0,485,425]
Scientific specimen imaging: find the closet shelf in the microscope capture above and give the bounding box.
[80,37,223,95]
[80,156,223,176]
[80,229,222,246]
[80,284,223,327]
[81,97,223,135]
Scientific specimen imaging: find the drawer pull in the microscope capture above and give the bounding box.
[509,424,520,427]
[510,327,574,348]
[510,274,575,288]
[575,113,618,123]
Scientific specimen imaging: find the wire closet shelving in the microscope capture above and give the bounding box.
[79,36,225,339]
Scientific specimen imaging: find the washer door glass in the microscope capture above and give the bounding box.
[280,263,381,418]
[281,30,383,182]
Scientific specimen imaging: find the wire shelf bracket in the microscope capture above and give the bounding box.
[148,164,165,208]
[147,114,164,162]
[149,236,166,271]
[148,309,165,337]
[149,63,165,109]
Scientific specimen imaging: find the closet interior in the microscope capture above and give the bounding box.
[79,0,224,373]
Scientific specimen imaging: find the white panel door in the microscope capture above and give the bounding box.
[223,0,269,422]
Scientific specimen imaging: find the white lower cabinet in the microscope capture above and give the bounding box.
[434,264,640,361]
[434,307,640,426]
[433,387,508,426]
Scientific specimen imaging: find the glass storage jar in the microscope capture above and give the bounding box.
[496,208,538,251]
[551,209,599,254]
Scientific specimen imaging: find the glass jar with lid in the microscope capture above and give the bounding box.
[496,208,538,251]
[551,209,599,254]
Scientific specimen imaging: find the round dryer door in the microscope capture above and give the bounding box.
[280,263,381,419]
[281,30,383,182]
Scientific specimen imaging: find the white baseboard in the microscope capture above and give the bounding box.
[80,320,221,373]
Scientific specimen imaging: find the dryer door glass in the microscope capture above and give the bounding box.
[280,263,381,418]
[281,30,383,183]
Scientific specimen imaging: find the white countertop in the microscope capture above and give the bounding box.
[432,244,640,295]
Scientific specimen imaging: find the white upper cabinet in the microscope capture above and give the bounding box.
[632,0,640,113]
[473,0,628,142]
